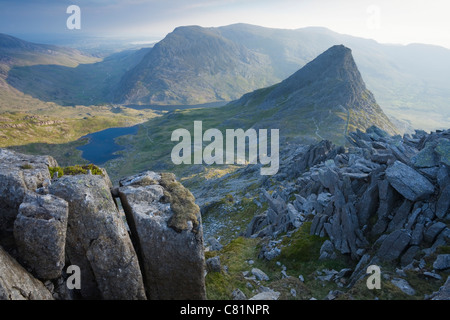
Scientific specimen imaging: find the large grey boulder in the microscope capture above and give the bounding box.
[391,278,416,296]
[433,254,450,271]
[118,171,206,300]
[385,161,435,201]
[424,222,447,244]
[13,192,68,280]
[0,148,57,250]
[376,229,411,262]
[411,143,439,168]
[48,174,146,300]
[251,268,270,281]
[0,246,53,300]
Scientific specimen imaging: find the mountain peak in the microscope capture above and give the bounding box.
[228,45,399,144]
[279,44,366,94]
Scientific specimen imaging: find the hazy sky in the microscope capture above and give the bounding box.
[1,0,449,48]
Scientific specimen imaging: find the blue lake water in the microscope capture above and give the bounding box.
[77,125,139,165]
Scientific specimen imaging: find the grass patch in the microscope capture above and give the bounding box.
[205,237,261,300]
[159,172,200,233]
[49,164,104,178]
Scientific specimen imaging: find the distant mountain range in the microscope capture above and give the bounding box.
[113,24,450,131]
[0,33,98,111]
[102,44,399,181]
[1,24,450,131]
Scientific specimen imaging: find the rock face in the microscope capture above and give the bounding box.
[0,148,206,300]
[0,246,53,300]
[14,192,68,280]
[0,148,57,251]
[48,174,146,300]
[118,171,206,300]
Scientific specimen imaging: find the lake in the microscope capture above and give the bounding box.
[77,125,139,165]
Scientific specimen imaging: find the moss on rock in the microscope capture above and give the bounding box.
[159,172,200,233]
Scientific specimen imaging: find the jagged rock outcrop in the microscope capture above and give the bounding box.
[48,174,146,300]
[246,126,450,293]
[117,171,206,300]
[0,148,206,300]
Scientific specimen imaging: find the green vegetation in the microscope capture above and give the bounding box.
[0,107,157,148]
[49,164,104,178]
[205,237,262,300]
[159,172,200,232]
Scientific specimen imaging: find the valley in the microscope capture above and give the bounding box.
[0,23,449,301]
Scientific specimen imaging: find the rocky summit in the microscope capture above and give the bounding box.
[0,148,205,300]
[240,126,450,298]
[224,45,399,146]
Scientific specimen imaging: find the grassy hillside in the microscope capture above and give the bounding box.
[6,47,151,106]
[1,105,158,166]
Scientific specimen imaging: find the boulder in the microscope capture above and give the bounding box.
[319,240,337,260]
[206,256,221,273]
[400,246,420,267]
[391,278,416,296]
[0,246,53,300]
[251,268,269,281]
[293,140,336,174]
[245,214,269,237]
[424,222,447,244]
[387,199,412,233]
[231,288,247,300]
[411,143,439,168]
[262,189,287,215]
[48,174,146,300]
[385,161,435,201]
[433,254,450,271]
[0,148,57,250]
[355,182,378,227]
[207,237,223,251]
[376,229,411,262]
[13,192,68,280]
[118,171,206,300]
[249,289,280,300]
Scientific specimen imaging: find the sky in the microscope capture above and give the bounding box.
[1,0,450,49]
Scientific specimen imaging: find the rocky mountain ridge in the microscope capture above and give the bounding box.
[237,126,450,299]
[224,45,399,145]
[109,24,450,131]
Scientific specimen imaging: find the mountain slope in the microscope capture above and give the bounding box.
[114,24,450,131]
[6,47,150,106]
[102,45,399,181]
[225,44,399,144]
[0,33,99,111]
[113,26,277,105]
[0,33,96,68]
